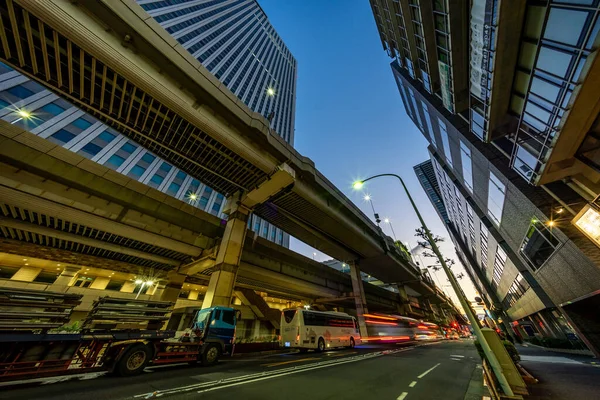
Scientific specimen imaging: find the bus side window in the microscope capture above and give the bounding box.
[214,309,222,321]
[353,318,358,330]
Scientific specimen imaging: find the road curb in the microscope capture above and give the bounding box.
[463,364,490,400]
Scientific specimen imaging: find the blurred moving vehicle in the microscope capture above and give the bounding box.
[280,308,360,352]
[363,314,419,343]
[448,332,460,340]
[414,321,441,341]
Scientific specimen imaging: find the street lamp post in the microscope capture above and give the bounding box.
[353,174,514,397]
[383,218,398,241]
[363,194,381,225]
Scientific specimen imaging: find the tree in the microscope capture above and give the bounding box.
[414,228,455,269]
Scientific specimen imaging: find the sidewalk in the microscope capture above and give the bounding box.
[516,344,600,399]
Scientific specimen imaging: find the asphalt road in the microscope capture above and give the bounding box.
[0,340,481,400]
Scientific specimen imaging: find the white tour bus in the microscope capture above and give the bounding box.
[280,308,361,352]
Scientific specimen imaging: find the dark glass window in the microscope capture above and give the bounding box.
[79,142,103,157]
[6,85,34,99]
[39,103,65,117]
[49,129,76,144]
[168,182,181,195]
[221,310,235,325]
[121,142,137,154]
[141,153,156,163]
[105,280,125,291]
[0,265,19,279]
[71,118,93,131]
[159,162,172,172]
[106,154,125,169]
[129,165,146,179]
[98,131,116,143]
[150,174,164,185]
[33,270,59,284]
[520,220,560,270]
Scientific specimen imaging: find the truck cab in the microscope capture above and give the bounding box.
[191,306,239,356]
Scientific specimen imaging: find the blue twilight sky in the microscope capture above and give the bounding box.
[258,0,477,302]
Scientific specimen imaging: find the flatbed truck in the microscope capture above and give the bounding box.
[0,288,240,382]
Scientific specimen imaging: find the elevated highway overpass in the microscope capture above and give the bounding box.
[0,125,454,320]
[0,0,459,332]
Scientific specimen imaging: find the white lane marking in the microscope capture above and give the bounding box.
[135,348,414,398]
[450,355,465,358]
[450,358,462,361]
[417,363,441,379]
[409,381,417,387]
[397,392,408,400]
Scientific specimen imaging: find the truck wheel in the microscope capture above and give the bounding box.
[317,338,326,353]
[115,344,151,377]
[201,344,220,366]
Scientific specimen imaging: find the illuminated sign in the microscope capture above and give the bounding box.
[573,203,600,247]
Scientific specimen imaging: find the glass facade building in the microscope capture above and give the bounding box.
[0,0,296,248]
[372,0,600,356]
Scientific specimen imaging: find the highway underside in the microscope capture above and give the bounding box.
[0,341,482,400]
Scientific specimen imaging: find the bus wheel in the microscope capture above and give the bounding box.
[115,344,150,377]
[349,337,355,349]
[201,344,220,366]
[317,338,325,353]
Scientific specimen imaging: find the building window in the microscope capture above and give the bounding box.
[408,88,424,130]
[0,265,20,279]
[262,225,268,237]
[278,230,284,244]
[460,141,473,192]
[49,129,76,145]
[480,222,489,270]
[105,280,125,291]
[79,142,103,158]
[487,171,505,226]
[520,219,560,271]
[491,245,507,288]
[73,276,95,288]
[420,101,437,147]
[438,118,453,167]
[33,270,60,284]
[502,273,530,309]
[129,165,146,179]
[105,154,125,169]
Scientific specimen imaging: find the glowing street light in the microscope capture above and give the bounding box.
[11,109,32,124]
[352,173,514,397]
[266,87,276,97]
[135,279,156,299]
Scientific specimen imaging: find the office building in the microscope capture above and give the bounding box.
[372,0,600,356]
[0,0,297,248]
[139,0,297,145]
[414,160,450,224]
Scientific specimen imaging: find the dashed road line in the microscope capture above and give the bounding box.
[409,381,417,388]
[417,363,441,379]
[397,392,408,400]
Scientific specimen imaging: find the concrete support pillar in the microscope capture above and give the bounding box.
[50,266,79,291]
[202,196,249,309]
[160,271,187,303]
[349,261,368,338]
[252,319,262,339]
[396,284,412,316]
